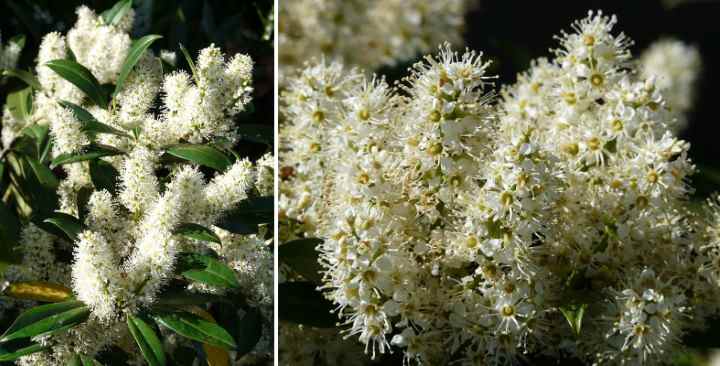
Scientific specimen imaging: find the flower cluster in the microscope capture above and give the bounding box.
[280,11,718,365]
[1,4,272,365]
[278,0,473,79]
[639,38,701,133]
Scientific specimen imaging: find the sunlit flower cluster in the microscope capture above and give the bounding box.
[280,11,718,365]
[1,4,272,365]
[278,0,473,79]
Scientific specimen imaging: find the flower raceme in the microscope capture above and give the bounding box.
[280,11,717,365]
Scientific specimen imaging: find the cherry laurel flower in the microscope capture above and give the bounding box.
[281,11,719,365]
[0,4,272,364]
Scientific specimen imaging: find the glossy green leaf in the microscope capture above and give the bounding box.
[45,59,108,108]
[114,34,162,96]
[279,238,324,283]
[0,300,89,343]
[153,312,237,350]
[2,69,40,89]
[43,212,83,242]
[6,87,33,123]
[279,282,336,328]
[216,196,273,234]
[174,223,221,244]
[68,354,104,366]
[10,154,59,218]
[59,101,129,137]
[0,343,47,362]
[559,303,587,336]
[165,145,232,171]
[22,124,49,156]
[177,253,239,289]
[50,144,123,169]
[40,137,53,164]
[25,156,59,190]
[21,124,48,141]
[89,159,120,195]
[127,315,166,366]
[235,307,262,357]
[101,0,133,26]
[8,34,26,50]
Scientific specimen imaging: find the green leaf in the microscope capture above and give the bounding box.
[9,154,59,218]
[101,0,133,26]
[559,303,587,336]
[21,124,48,142]
[127,315,166,366]
[0,300,89,343]
[114,34,162,96]
[22,125,50,161]
[8,34,26,50]
[50,144,123,169]
[2,69,40,89]
[40,137,53,164]
[174,223,221,244]
[279,238,324,283]
[0,343,47,362]
[25,156,58,190]
[69,354,104,366]
[176,253,239,289]
[45,59,108,108]
[43,212,83,242]
[89,159,120,195]
[165,145,232,171]
[216,196,273,234]
[58,101,129,138]
[178,44,198,82]
[153,312,236,350]
[279,282,336,328]
[234,307,262,357]
[6,87,33,123]
[22,124,49,154]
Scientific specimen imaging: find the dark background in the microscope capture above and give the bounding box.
[0,0,274,160]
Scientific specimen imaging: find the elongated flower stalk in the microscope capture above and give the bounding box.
[280,11,718,365]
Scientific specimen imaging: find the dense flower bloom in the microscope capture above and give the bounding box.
[280,11,717,365]
[0,4,271,364]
